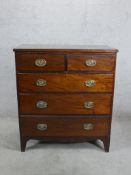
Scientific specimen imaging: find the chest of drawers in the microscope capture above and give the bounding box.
[13,45,118,152]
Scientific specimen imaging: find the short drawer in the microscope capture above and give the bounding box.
[15,53,65,71]
[18,73,114,93]
[20,116,110,137]
[68,54,115,71]
[19,94,112,115]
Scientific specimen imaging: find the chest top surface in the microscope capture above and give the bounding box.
[13,44,118,53]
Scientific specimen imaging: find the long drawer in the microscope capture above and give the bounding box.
[20,116,110,137]
[19,94,112,115]
[18,73,114,93]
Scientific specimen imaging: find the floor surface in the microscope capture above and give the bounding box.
[0,114,131,175]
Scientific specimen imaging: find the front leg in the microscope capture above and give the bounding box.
[20,137,28,152]
[102,137,110,152]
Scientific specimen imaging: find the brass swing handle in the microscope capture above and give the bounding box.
[83,123,94,130]
[85,80,96,87]
[85,59,96,67]
[36,79,47,86]
[36,101,48,109]
[37,123,47,131]
[35,58,47,67]
[84,101,95,109]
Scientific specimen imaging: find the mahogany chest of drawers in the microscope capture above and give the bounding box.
[13,45,118,152]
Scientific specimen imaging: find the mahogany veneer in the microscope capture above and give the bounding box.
[14,45,118,152]
[18,73,114,93]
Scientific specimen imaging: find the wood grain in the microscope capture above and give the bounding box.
[14,45,118,151]
[18,73,114,93]
[20,116,110,137]
[68,54,115,71]
[15,53,65,71]
[19,94,112,115]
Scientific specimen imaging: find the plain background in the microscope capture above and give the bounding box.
[0,1,131,175]
[0,0,131,119]
[0,0,131,118]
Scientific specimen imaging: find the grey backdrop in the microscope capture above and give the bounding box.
[0,0,131,119]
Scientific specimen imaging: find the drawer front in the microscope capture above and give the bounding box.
[68,54,115,71]
[18,73,114,93]
[20,116,110,137]
[15,53,65,71]
[19,94,112,114]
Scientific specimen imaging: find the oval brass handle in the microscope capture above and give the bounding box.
[84,123,94,130]
[85,59,96,67]
[37,123,47,131]
[85,80,96,87]
[36,79,47,86]
[35,58,47,67]
[36,101,48,109]
[84,101,94,109]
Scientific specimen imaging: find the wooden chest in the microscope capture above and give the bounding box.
[13,45,118,152]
